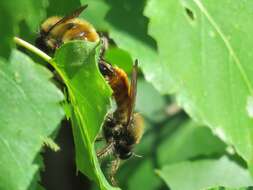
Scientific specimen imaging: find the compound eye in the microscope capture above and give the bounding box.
[99,61,114,77]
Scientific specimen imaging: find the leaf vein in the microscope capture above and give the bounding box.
[193,0,253,94]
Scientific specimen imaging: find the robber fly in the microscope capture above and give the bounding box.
[35,5,144,186]
[97,60,144,186]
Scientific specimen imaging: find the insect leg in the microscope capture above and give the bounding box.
[99,35,109,58]
[95,134,104,142]
[109,157,121,186]
[96,141,114,158]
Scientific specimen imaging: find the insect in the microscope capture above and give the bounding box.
[35,5,112,80]
[35,5,99,54]
[97,59,144,186]
[36,5,144,186]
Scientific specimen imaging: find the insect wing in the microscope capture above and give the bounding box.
[126,59,138,127]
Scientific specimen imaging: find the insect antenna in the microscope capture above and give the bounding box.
[132,152,142,158]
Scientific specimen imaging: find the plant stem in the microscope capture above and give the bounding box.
[14,37,77,105]
[14,37,52,63]
[13,37,66,84]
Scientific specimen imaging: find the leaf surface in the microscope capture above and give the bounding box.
[53,41,118,190]
[145,0,253,170]
[0,50,64,190]
[157,157,253,190]
[0,0,48,57]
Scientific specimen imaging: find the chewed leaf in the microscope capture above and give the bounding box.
[53,40,119,190]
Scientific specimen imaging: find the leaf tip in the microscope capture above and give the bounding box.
[42,137,61,152]
[213,127,227,142]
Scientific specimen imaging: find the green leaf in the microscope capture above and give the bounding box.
[0,50,64,190]
[208,187,253,190]
[118,159,162,190]
[145,0,253,170]
[157,121,226,165]
[47,0,80,17]
[157,157,253,190]
[136,78,167,122]
[27,155,45,190]
[0,0,48,57]
[80,0,110,31]
[103,0,173,93]
[53,41,118,190]
[46,0,170,93]
[104,47,133,74]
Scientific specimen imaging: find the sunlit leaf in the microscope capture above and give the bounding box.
[157,157,253,190]
[157,121,226,165]
[53,41,118,190]
[103,0,173,93]
[145,0,253,171]
[0,50,64,190]
[105,47,133,74]
[136,78,167,122]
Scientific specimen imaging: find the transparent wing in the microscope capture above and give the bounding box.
[46,5,88,35]
[126,59,138,127]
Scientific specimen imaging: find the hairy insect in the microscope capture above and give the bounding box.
[35,5,99,54]
[35,5,144,186]
[97,60,144,186]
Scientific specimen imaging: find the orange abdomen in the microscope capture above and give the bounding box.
[108,67,131,123]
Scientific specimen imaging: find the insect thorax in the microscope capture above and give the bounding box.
[102,114,137,159]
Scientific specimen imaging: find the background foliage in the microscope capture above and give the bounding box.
[1,0,253,190]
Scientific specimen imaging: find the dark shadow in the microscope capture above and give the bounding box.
[41,120,91,190]
[105,0,157,50]
[46,0,81,17]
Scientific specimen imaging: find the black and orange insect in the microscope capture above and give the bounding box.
[35,5,144,186]
[97,60,144,186]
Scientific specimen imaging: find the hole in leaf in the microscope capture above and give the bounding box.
[185,7,195,20]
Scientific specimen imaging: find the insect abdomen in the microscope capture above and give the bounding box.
[62,19,99,42]
[109,67,131,123]
[37,17,99,53]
